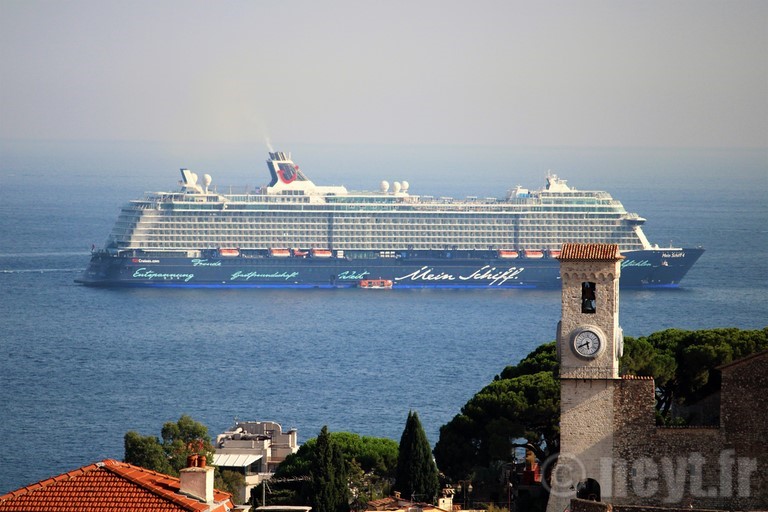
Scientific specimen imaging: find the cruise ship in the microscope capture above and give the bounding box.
[76,151,703,289]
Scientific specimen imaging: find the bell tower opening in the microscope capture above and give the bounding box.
[581,281,596,313]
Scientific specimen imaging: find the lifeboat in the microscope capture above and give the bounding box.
[358,279,393,289]
[293,249,309,257]
[549,250,561,258]
[310,249,333,258]
[498,250,519,259]
[219,248,240,257]
[269,248,291,257]
[524,250,544,259]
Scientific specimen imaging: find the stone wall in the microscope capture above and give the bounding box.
[606,352,767,510]
[571,498,612,512]
[718,351,768,508]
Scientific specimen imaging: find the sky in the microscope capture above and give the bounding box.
[1,0,766,149]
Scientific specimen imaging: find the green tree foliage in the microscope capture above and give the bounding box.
[274,431,398,505]
[394,411,440,503]
[124,430,173,475]
[160,414,215,474]
[123,415,215,478]
[310,426,350,512]
[217,469,246,505]
[434,342,559,481]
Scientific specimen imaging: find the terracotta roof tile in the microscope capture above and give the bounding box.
[0,460,232,512]
[558,243,623,261]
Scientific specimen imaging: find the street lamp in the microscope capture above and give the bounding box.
[456,480,473,509]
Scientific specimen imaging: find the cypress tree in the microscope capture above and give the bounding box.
[395,411,440,503]
[310,426,350,512]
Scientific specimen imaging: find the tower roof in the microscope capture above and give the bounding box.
[558,243,624,261]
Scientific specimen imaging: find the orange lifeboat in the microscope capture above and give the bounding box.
[219,248,240,257]
[269,248,291,257]
[293,249,309,257]
[524,250,544,259]
[310,249,333,258]
[498,250,519,259]
[358,279,393,289]
[549,250,561,258]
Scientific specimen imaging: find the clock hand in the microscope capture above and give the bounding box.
[579,341,591,349]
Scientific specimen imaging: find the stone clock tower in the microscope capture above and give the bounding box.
[547,243,624,512]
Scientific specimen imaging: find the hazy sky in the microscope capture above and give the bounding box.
[1,0,766,148]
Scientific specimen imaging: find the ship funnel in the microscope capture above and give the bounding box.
[180,168,203,193]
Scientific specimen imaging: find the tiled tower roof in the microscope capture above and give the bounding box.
[558,243,623,261]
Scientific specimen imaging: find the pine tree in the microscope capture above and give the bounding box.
[395,411,440,504]
[310,426,350,512]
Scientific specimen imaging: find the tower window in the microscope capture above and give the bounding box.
[582,281,596,313]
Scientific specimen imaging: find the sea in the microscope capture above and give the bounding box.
[0,142,766,494]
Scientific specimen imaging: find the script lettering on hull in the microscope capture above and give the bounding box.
[133,268,195,282]
[230,270,299,281]
[396,265,525,286]
[622,259,653,268]
[337,270,370,280]
[191,259,222,267]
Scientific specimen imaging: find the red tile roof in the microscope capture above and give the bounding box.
[0,459,233,512]
[621,375,655,380]
[558,243,623,261]
[366,495,450,512]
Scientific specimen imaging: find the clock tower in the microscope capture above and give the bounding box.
[547,243,624,512]
[557,243,623,379]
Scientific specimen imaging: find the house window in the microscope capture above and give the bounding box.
[582,282,596,314]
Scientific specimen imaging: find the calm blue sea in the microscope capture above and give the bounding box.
[0,143,766,494]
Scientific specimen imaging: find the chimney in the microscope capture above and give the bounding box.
[179,454,214,503]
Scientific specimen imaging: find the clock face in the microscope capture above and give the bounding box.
[573,329,602,358]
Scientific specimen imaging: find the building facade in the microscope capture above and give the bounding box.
[214,421,299,504]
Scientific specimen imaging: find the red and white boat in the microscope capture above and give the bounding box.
[358,279,393,289]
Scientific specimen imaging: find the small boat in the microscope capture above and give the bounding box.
[358,279,393,289]
[498,250,519,259]
[269,248,291,257]
[219,248,240,257]
[524,250,544,259]
[310,249,333,258]
[292,249,308,257]
[549,250,561,258]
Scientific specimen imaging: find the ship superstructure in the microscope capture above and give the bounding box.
[77,151,702,289]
